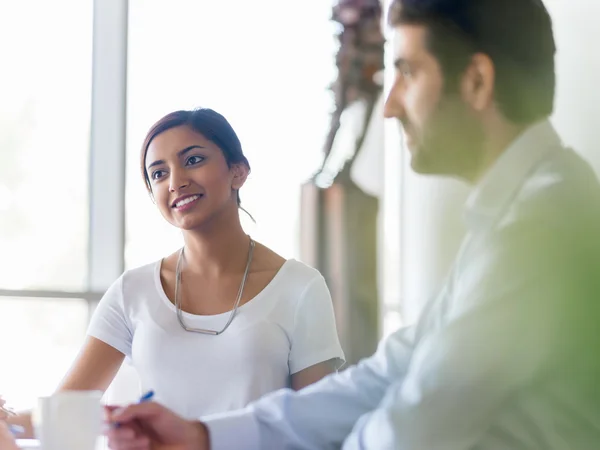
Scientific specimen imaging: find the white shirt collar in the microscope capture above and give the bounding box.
[464,120,563,231]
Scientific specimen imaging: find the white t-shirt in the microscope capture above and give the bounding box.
[87,259,345,419]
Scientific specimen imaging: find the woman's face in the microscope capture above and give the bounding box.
[145,125,247,230]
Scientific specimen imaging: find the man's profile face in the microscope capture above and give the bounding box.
[384,24,485,178]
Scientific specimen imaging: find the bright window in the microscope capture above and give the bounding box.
[0,0,93,410]
[0,298,88,410]
[0,0,92,292]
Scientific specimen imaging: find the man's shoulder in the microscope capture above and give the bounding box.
[481,147,600,282]
[461,147,600,303]
[505,147,600,231]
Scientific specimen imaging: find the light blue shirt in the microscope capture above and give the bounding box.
[204,120,600,449]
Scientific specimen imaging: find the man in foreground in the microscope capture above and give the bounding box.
[106,0,600,448]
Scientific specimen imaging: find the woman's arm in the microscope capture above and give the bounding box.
[56,336,125,392]
[291,359,336,390]
[288,274,345,390]
[0,421,20,450]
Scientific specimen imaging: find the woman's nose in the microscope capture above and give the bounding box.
[169,169,190,192]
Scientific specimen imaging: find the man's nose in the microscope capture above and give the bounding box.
[383,81,405,119]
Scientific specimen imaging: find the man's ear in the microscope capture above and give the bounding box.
[461,52,495,112]
[231,164,249,190]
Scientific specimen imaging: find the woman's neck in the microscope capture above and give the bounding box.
[181,211,251,277]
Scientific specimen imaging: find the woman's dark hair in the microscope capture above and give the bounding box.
[140,108,250,207]
[388,0,556,125]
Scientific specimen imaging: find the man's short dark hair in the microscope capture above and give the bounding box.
[389,0,556,125]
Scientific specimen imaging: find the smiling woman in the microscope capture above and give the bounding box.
[89,107,344,412]
[5,108,345,437]
[140,109,251,232]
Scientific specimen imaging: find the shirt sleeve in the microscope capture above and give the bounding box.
[204,326,415,450]
[288,274,345,374]
[342,220,585,449]
[86,275,133,358]
[201,288,415,450]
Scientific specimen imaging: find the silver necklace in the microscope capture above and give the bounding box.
[174,237,255,335]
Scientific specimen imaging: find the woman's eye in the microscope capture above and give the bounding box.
[151,170,165,180]
[186,155,204,166]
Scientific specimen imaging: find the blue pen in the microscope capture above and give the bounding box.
[9,424,25,436]
[138,390,154,403]
[112,390,154,428]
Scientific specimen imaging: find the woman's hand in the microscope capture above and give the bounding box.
[0,421,19,450]
[0,396,14,421]
[0,396,35,439]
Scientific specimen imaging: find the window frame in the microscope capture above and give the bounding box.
[0,0,129,319]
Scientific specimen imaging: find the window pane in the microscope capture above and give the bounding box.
[0,297,88,410]
[125,0,336,268]
[0,1,92,290]
[382,309,403,338]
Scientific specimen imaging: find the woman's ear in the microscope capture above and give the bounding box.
[231,164,249,190]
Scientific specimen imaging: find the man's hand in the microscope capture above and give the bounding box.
[105,402,209,450]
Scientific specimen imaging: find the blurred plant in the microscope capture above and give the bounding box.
[317,0,385,177]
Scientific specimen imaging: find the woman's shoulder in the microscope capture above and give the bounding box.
[116,259,163,298]
[96,260,165,314]
[254,242,324,287]
[120,260,159,283]
[277,259,324,285]
[263,260,329,307]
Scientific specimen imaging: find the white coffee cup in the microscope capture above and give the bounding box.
[32,390,102,450]
[15,438,40,449]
